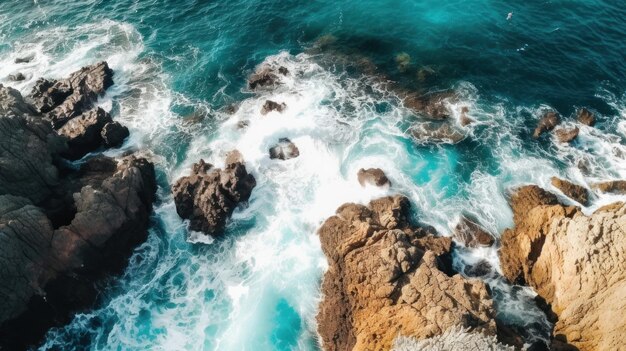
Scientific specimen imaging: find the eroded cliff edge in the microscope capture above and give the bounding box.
[499,185,626,351]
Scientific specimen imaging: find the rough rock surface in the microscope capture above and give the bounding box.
[8,73,25,82]
[248,64,289,90]
[452,215,495,248]
[0,89,65,204]
[172,151,256,236]
[28,61,114,127]
[0,63,156,350]
[592,180,626,194]
[317,196,497,351]
[101,121,130,148]
[269,138,299,160]
[0,155,156,349]
[551,177,589,205]
[393,327,515,351]
[577,108,595,126]
[260,100,286,115]
[357,168,391,187]
[403,90,455,120]
[533,111,560,139]
[57,107,113,159]
[499,185,626,350]
[554,127,579,143]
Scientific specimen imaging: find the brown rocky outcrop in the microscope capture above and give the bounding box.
[533,111,560,139]
[317,196,497,351]
[403,90,456,120]
[357,168,391,187]
[57,107,113,159]
[452,215,495,248]
[499,185,626,350]
[577,108,595,126]
[261,100,286,115]
[554,127,579,143]
[592,180,626,194]
[172,151,256,236]
[550,177,589,205]
[269,138,299,160]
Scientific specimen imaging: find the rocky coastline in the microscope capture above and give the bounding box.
[0,62,156,349]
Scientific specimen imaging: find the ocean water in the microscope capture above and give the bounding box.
[1,0,626,350]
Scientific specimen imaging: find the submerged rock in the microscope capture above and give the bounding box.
[8,73,25,81]
[260,100,286,115]
[172,151,256,236]
[554,126,579,143]
[269,138,299,160]
[460,106,474,126]
[499,185,626,350]
[403,90,455,120]
[317,196,497,351]
[592,180,626,194]
[533,111,560,139]
[577,108,595,126]
[357,168,391,187]
[412,122,465,144]
[14,54,34,64]
[452,215,495,248]
[550,177,589,205]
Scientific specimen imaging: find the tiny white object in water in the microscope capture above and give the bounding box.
[507,12,513,20]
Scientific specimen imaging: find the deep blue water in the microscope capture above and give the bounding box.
[1,0,626,350]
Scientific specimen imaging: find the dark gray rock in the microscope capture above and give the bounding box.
[101,121,130,148]
[269,138,299,160]
[172,151,256,236]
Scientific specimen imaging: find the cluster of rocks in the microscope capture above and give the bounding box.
[0,64,156,349]
[499,185,625,350]
[533,107,596,143]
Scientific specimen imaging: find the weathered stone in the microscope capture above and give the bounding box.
[269,138,299,160]
[550,177,589,205]
[533,111,560,139]
[499,185,626,350]
[260,100,286,115]
[592,180,626,194]
[317,196,497,351]
[554,127,579,143]
[8,73,25,82]
[57,107,112,160]
[172,151,256,236]
[101,121,130,148]
[577,108,595,126]
[357,168,391,187]
[412,122,465,144]
[452,215,495,248]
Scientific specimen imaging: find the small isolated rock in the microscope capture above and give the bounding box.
[551,177,589,205]
[554,127,579,143]
[269,138,299,160]
[403,91,455,120]
[357,168,391,187]
[533,111,560,139]
[417,66,436,82]
[172,151,256,236]
[260,100,286,115]
[577,108,595,126]
[452,215,495,248]
[101,121,130,148]
[592,180,626,194]
[14,54,34,64]
[236,120,250,129]
[8,73,25,82]
[278,66,289,75]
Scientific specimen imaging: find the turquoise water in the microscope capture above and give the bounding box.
[1,0,626,350]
